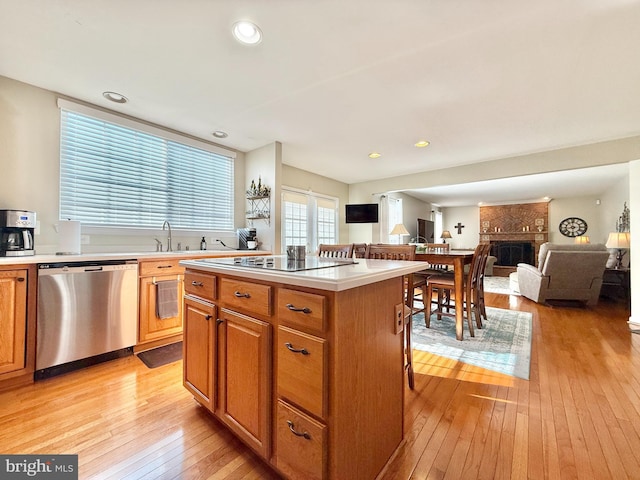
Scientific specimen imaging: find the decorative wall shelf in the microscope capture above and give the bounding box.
[246,195,270,225]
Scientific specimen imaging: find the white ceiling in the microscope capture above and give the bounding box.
[0,1,638,204]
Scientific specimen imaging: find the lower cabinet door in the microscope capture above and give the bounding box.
[276,400,327,480]
[217,308,271,458]
[0,269,27,375]
[183,296,215,410]
[139,274,183,344]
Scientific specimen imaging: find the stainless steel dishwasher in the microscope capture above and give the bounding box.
[36,259,139,378]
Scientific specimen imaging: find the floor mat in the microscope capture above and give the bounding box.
[136,342,183,368]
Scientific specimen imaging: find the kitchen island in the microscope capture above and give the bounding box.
[179,255,428,480]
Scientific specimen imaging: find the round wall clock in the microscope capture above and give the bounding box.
[559,217,588,237]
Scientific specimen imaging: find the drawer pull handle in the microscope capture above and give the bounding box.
[17,277,25,282]
[234,291,251,298]
[157,265,173,269]
[286,303,311,314]
[287,420,311,440]
[285,342,309,355]
[191,281,204,286]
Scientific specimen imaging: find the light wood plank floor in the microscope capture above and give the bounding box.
[1,292,638,479]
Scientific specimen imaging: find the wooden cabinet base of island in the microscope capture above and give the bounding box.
[183,267,405,480]
[0,265,37,391]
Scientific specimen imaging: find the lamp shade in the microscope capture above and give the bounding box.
[605,232,630,249]
[574,236,590,244]
[389,223,409,236]
[440,230,452,239]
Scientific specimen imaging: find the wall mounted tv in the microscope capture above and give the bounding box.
[345,203,379,223]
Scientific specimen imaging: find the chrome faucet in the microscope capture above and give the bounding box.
[162,220,172,252]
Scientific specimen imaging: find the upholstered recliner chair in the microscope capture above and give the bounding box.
[514,242,610,306]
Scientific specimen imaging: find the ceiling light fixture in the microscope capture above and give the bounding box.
[414,140,430,148]
[368,152,381,159]
[232,21,263,45]
[102,91,128,104]
[212,130,228,139]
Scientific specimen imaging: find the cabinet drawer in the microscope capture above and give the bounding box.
[277,326,326,419]
[220,278,272,317]
[278,289,326,333]
[276,400,326,480]
[184,270,216,301]
[139,259,183,276]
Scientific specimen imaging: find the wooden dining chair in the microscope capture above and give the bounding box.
[317,243,354,259]
[365,243,424,390]
[353,243,367,258]
[424,243,488,337]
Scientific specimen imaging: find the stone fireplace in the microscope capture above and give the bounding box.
[479,202,548,268]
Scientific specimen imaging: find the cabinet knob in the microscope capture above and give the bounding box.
[285,303,311,314]
[17,277,25,282]
[286,420,311,440]
[205,315,212,321]
[234,291,251,298]
[216,318,224,325]
[285,342,309,355]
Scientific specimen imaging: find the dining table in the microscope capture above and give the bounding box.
[416,249,474,340]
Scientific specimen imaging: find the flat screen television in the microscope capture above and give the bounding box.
[345,203,379,223]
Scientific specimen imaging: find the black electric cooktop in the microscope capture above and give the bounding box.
[199,256,357,272]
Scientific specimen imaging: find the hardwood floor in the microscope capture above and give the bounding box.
[1,293,638,479]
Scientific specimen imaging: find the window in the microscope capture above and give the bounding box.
[282,188,338,253]
[387,196,403,244]
[58,99,235,231]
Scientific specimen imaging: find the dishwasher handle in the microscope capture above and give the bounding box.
[84,266,104,272]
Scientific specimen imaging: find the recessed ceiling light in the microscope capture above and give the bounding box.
[232,21,263,45]
[368,152,381,159]
[414,140,430,148]
[212,130,228,139]
[102,91,128,104]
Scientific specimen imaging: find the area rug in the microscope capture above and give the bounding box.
[412,307,532,379]
[136,342,183,369]
[484,276,520,296]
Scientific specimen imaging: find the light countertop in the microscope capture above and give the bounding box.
[180,256,429,292]
[0,250,265,266]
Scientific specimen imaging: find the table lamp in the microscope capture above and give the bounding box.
[574,236,590,244]
[440,230,452,244]
[605,232,630,269]
[390,223,410,244]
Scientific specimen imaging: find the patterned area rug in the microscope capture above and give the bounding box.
[412,307,532,379]
[484,275,520,296]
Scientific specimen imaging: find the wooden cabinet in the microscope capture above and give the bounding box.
[182,267,405,480]
[183,268,273,458]
[183,295,216,409]
[0,269,28,375]
[217,307,271,457]
[138,259,184,349]
[0,265,36,390]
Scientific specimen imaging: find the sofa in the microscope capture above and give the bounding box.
[513,242,610,306]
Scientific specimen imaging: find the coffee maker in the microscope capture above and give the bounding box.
[238,227,257,250]
[0,210,36,256]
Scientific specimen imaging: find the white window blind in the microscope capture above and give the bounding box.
[59,104,234,231]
